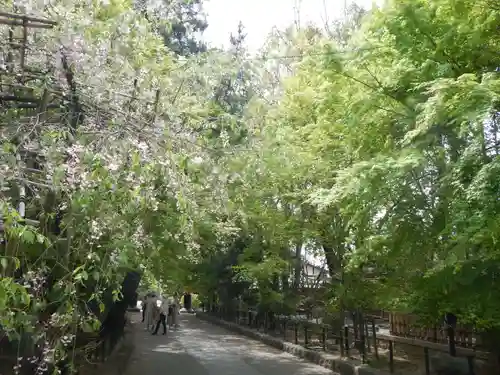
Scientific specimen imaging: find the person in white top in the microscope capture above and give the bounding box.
[144,293,156,331]
[152,298,167,335]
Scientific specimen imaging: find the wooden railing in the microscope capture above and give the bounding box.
[389,312,480,348]
[203,305,490,375]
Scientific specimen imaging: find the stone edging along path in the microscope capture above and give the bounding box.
[195,312,387,375]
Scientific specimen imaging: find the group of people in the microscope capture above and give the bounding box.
[141,293,178,336]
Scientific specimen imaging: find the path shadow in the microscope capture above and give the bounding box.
[125,325,209,375]
[180,315,335,375]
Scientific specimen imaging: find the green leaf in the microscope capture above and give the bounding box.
[20,229,35,244]
[82,321,94,333]
[92,319,101,331]
[20,290,30,306]
[36,233,46,244]
[74,269,89,284]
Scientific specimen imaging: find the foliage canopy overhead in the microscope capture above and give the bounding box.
[1,0,500,372]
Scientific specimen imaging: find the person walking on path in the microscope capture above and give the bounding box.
[167,303,174,329]
[141,294,148,323]
[145,294,156,331]
[152,298,167,335]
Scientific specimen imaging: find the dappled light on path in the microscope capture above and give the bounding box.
[124,313,336,375]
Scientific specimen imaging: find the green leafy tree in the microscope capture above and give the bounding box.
[136,0,208,56]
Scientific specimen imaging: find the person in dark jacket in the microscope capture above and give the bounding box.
[141,294,149,322]
[152,299,167,335]
[168,303,175,328]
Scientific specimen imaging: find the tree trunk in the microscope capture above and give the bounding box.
[293,242,302,290]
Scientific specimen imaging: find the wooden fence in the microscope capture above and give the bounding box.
[205,305,492,375]
[389,312,480,349]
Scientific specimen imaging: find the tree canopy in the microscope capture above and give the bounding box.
[1,0,500,373]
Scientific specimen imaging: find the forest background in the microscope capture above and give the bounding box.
[0,0,499,373]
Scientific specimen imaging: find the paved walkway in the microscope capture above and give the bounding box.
[124,313,336,375]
